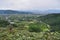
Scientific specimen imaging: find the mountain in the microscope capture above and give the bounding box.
[0,10,60,14]
[44,10,60,13]
[0,10,33,14]
[38,10,60,14]
[28,10,60,14]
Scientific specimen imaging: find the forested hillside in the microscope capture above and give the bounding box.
[38,13,60,32]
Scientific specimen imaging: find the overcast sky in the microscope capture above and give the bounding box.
[0,0,60,10]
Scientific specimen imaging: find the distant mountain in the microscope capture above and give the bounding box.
[29,10,60,14]
[0,10,60,14]
[46,10,60,13]
[0,10,33,14]
[42,10,60,14]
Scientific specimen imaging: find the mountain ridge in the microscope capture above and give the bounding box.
[0,10,33,14]
[0,10,60,14]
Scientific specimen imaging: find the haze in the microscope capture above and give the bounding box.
[0,0,60,10]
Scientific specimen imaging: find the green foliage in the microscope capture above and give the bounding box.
[0,14,60,40]
[0,27,60,40]
[28,23,41,32]
[0,20,10,27]
[39,14,60,32]
[28,22,50,32]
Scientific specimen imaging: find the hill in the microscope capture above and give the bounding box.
[0,10,33,14]
[38,13,60,32]
[44,10,60,13]
[29,10,60,14]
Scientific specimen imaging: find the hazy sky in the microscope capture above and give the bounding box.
[0,0,60,10]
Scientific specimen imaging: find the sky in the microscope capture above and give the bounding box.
[0,0,60,10]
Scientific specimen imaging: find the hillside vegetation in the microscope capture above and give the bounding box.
[38,13,60,32]
[0,13,60,40]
